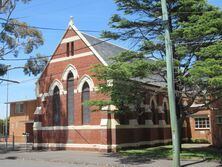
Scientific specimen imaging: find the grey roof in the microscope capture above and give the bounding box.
[6,98,36,104]
[82,33,127,64]
[82,33,166,88]
[132,74,167,88]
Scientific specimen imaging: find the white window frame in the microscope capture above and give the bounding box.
[15,103,24,113]
[216,115,222,125]
[194,117,210,129]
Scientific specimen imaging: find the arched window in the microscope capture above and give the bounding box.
[82,82,90,124]
[53,86,60,126]
[151,100,157,125]
[67,72,74,125]
[163,102,169,124]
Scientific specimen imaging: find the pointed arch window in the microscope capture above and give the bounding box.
[66,42,74,56]
[71,42,74,55]
[66,43,70,56]
[53,86,60,126]
[151,100,157,125]
[163,102,169,124]
[82,82,90,124]
[67,72,74,125]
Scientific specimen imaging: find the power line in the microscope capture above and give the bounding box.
[0,78,19,83]
[0,77,38,86]
[1,37,112,61]
[1,22,102,33]
[175,39,222,45]
[7,9,217,34]
[0,64,94,87]
[15,0,58,12]
[1,27,136,61]
[1,37,221,61]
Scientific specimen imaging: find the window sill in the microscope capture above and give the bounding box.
[195,128,210,130]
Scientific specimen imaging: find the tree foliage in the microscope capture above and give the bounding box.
[0,0,47,76]
[91,51,158,111]
[92,0,222,126]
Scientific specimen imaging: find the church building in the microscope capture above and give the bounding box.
[33,18,188,152]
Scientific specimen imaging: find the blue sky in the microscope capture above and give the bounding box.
[0,0,221,119]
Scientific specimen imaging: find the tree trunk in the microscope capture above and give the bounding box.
[175,95,186,151]
[177,117,185,151]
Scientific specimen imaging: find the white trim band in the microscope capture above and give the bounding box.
[50,51,94,63]
[34,125,107,131]
[33,143,111,150]
[33,138,174,150]
[61,36,80,44]
[33,124,172,131]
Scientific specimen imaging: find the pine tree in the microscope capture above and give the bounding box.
[91,0,222,146]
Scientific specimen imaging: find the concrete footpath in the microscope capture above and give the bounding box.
[0,149,221,167]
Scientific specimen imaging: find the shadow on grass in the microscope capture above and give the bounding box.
[102,152,154,165]
[119,145,222,160]
[181,159,207,167]
[104,144,222,166]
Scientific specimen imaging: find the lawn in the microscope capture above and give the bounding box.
[119,145,222,160]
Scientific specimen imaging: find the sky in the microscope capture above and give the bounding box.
[0,0,221,119]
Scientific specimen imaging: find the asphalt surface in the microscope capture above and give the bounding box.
[0,143,221,167]
[0,150,221,167]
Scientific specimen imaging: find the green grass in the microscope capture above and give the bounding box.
[119,145,222,160]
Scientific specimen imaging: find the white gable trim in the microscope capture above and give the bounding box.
[48,79,64,96]
[61,36,80,44]
[37,23,108,85]
[35,82,40,97]
[36,27,72,83]
[70,24,108,66]
[61,64,79,80]
[77,75,94,92]
[50,51,93,63]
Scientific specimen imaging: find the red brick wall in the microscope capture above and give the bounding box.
[34,27,110,149]
[9,100,37,143]
[38,28,108,127]
[210,99,222,147]
[188,110,212,143]
[34,26,190,152]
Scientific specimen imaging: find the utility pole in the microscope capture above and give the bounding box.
[5,72,9,151]
[2,67,20,151]
[160,0,180,166]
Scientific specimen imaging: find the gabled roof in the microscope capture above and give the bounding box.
[132,75,166,88]
[37,19,166,88]
[36,20,126,83]
[6,98,36,104]
[82,33,127,65]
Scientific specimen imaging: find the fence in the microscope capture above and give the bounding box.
[0,134,33,144]
[0,134,33,151]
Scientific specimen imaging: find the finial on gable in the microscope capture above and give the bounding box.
[69,16,74,26]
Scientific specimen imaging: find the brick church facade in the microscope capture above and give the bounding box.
[33,19,189,152]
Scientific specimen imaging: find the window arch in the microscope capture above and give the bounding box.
[163,102,169,124]
[53,86,60,126]
[163,98,170,124]
[67,72,74,125]
[77,75,94,93]
[61,64,78,81]
[48,79,64,96]
[151,100,157,125]
[82,82,90,124]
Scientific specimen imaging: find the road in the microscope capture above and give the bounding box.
[0,149,221,167]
